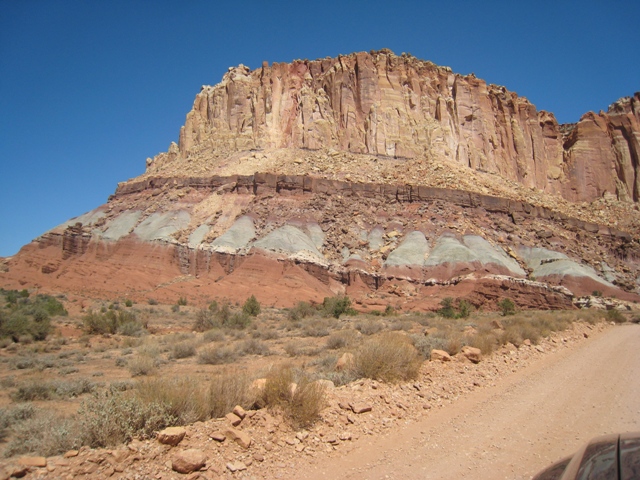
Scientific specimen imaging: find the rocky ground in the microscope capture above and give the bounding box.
[0,320,613,480]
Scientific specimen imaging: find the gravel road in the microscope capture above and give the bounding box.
[302,324,640,480]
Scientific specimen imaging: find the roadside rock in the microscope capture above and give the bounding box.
[157,426,186,446]
[172,449,206,474]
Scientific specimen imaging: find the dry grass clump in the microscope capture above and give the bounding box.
[11,378,96,401]
[353,332,422,382]
[170,340,198,359]
[3,410,81,457]
[127,355,156,376]
[208,370,254,419]
[236,338,271,356]
[355,318,385,336]
[197,344,237,364]
[136,377,209,424]
[259,366,327,429]
[326,329,359,350]
[78,391,175,448]
[300,317,336,338]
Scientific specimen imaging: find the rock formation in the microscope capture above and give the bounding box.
[2,50,639,309]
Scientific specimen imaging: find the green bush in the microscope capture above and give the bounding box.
[242,295,261,317]
[437,298,472,319]
[224,312,252,330]
[287,301,316,321]
[177,296,188,306]
[321,296,356,318]
[498,298,516,316]
[0,292,61,342]
[83,310,144,336]
[606,309,626,324]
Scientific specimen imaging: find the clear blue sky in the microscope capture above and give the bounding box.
[1,0,638,257]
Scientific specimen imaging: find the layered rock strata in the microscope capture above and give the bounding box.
[146,50,640,204]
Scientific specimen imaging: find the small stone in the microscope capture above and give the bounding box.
[172,449,207,474]
[210,432,226,442]
[223,427,252,449]
[226,462,247,472]
[350,402,373,414]
[225,412,242,427]
[326,435,339,444]
[19,456,47,468]
[157,426,187,446]
[232,405,247,419]
[63,450,79,458]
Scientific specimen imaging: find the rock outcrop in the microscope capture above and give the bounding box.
[2,50,640,309]
[147,50,640,204]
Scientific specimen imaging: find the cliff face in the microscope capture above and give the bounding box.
[3,50,640,309]
[148,50,639,203]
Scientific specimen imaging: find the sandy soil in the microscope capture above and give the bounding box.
[297,324,640,480]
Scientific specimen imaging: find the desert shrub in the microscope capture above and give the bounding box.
[147,298,158,305]
[193,308,219,332]
[467,328,497,355]
[236,338,270,356]
[127,355,156,376]
[208,370,253,419]
[283,340,320,357]
[259,366,327,429]
[498,298,516,316]
[11,378,95,402]
[78,391,175,448]
[353,332,421,382]
[287,301,316,321]
[0,310,52,342]
[203,329,225,342]
[606,309,626,324]
[252,327,279,340]
[355,318,384,336]
[321,295,356,318]
[242,295,261,317]
[136,377,209,425]
[326,329,359,350]
[171,304,180,313]
[438,297,456,318]
[12,381,56,401]
[124,299,133,307]
[301,317,334,337]
[83,310,144,336]
[437,298,472,319]
[4,411,81,457]
[197,345,237,365]
[224,312,252,330]
[171,340,197,359]
[176,296,188,306]
[0,403,36,442]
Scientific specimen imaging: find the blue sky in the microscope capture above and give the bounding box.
[1,0,638,257]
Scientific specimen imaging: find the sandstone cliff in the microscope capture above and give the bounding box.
[2,50,640,309]
[146,50,639,204]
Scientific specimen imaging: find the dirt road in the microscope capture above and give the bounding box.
[300,324,640,480]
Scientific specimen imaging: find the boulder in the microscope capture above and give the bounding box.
[431,349,452,362]
[461,346,482,363]
[157,426,186,446]
[223,427,252,449]
[172,449,207,474]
